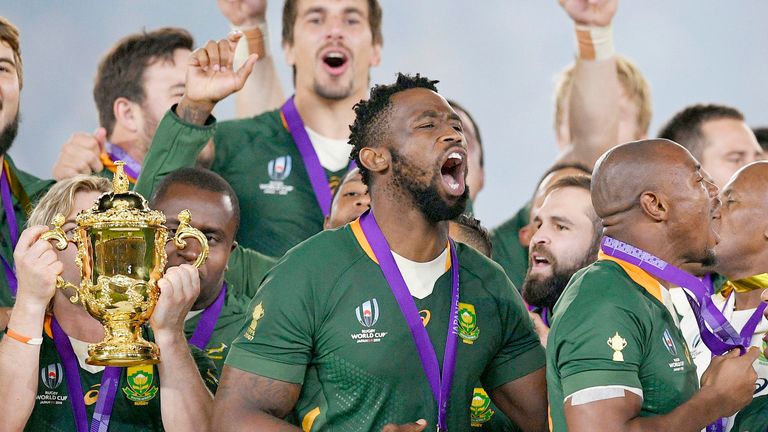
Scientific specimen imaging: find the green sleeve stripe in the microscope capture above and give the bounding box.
[225,348,307,384]
[483,344,546,390]
[561,370,642,399]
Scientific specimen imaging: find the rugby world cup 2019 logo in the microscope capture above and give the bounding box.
[41,363,63,390]
[268,156,292,181]
[663,329,678,357]
[355,299,379,328]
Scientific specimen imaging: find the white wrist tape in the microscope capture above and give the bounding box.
[575,24,615,61]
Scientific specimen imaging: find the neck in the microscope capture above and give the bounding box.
[604,228,681,288]
[53,293,104,343]
[369,199,448,263]
[720,251,768,282]
[293,88,366,140]
[734,288,764,310]
[109,132,147,164]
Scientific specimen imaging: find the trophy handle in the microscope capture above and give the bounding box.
[39,213,80,303]
[172,210,209,268]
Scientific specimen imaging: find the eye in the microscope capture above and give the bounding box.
[556,224,568,231]
[344,191,359,197]
[418,123,434,129]
[345,17,361,25]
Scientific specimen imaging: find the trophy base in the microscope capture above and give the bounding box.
[86,340,160,367]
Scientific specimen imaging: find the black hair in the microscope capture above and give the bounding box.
[452,214,493,257]
[349,73,439,186]
[150,167,240,234]
[753,127,768,152]
[658,104,744,160]
[447,99,483,168]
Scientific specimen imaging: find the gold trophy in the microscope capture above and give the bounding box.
[41,162,209,366]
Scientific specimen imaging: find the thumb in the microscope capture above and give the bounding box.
[742,346,760,363]
[403,419,428,432]
[722,348,741,360]
[235,53,259,87]
[93,127,107,151]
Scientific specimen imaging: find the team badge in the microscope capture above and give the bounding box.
[260,156,295,195]
[245,302,265,341]
[458,303,480,344]
[84,384,100,406]
[123,365,158,405]
[662,329,678,356]
[470,387,495,426]
[355,299,379,328]
[41,363,63,390]
[419,309,431,327]
[607,332,627,362]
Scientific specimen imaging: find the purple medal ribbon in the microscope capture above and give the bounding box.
[600,236,746,356]
[105,143,141,179]
[188,282,227,350]
[0,163,18,296]
[51,317,121,432]
[281,96,355,218]
[359,211,459,431]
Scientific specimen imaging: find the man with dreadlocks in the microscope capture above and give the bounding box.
[211,74,547,432]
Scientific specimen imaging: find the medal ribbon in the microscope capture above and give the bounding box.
[51,317,121,432]
[0,160,19,296]
[280,96,355,217]
[359,210,459,431]
[105,143,141,180]
[600,236,747,356]
[188,282,227,350]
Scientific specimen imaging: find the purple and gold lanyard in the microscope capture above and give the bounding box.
[0,162,18,296]
[105,143,141,180]
[281,96,355,218]
[601,236,751,356]
[360,211,459,431]
[51,317,121,432]
[188,283,227,350]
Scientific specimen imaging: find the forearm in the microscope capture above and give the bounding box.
[0,302,46,430]
[156,332,213,432]
[489,367,548,432]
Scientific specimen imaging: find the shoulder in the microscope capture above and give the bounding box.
[218,109,286,138]
[7,157,54,199]
[457,243,517,300]
[490,204,530,245]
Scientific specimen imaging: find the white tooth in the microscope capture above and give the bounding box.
[448,152,462,160]
[327,52,344,58]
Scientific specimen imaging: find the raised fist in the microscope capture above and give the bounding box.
[52,128,106,180]
[559,0,618,27]
[218,0,267,28]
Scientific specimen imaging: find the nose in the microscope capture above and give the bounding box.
[704,178,719,198]
[325,16,344,41]
[357,192,371,208]
[529,224,550,248]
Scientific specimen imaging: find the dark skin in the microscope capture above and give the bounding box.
[562,139,759,432]
[152,183,238,310]
[211,88,548,432]
[323,168,370,229]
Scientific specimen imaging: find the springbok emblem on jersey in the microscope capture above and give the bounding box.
[355,299,379,328]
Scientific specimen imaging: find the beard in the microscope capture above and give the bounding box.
[0,111,19,157]
[522,244,596,311]
[390,149,468,223]
[314,77,355,101]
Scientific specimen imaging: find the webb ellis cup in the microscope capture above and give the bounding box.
[41,162,209,366]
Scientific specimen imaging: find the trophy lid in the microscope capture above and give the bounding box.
[76,161,165,228]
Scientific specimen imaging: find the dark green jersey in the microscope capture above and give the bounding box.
[226,220,545,431]
[25,320,217,431]
[185,246,276,372]
[731,394,768,432]
[0,156,54,307]
[546,258,699,431]
[136,108,348,258]
[490,203,530,290]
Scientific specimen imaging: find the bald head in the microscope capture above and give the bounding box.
[592,139,700,219]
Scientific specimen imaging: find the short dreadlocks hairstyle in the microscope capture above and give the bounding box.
[349,73,439,186]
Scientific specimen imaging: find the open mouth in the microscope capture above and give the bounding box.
[321,50,349,76]
[440,150,466,196]
[530,252,553,271]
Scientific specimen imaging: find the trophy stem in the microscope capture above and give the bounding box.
[87,318,160,366]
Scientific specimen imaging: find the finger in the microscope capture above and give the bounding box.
[191,47,210,70]
[235,53,259,88]
[205,40,221,71]
[26,239,56,262]
[14,226,50,255]
[742,346,760,363]
[217,39,233,70]
[93,127,107,151]
[227,30,244,46]
[721,348,741,359]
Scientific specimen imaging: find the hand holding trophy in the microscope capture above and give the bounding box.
[40,162,209,366]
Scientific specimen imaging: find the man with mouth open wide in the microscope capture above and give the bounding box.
[211,74,548,432]
[546,138,760,431]
[136,0,384,258]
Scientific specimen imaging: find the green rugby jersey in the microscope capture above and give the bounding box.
[490,203,530,290]
[226,219,545,431]
[185,246,276,372]
[731,395,768,432]
[25,318,218,431]
[0,156,54,307]
[546,257,699,431]
[135,108,349,258]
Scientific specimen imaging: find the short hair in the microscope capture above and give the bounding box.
[554,55,652,138]
[544,174,602,246]
[349,73,439,185]
[753,127,768,152]
[537,162,591,189]
[150,167,240,235]
[94,28,194,135]
[447,99,483,168]
[28,175,111,227]
[452,214,492,257]
[658,104,744,160]
[282,0,383,46]
[0,17,23,89]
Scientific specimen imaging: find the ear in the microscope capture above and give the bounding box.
[113,97,140,133]
[283,41,296,67]
[369,43,382,67]
[639,191,668,222]
[518,224,534,247]
[230,240,238,253]
[323,215,331,230]
[359,146,390,177]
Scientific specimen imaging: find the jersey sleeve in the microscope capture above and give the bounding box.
[224,246,278,298]
[481,272,546,390]
[224,257,316,384]
[134,105,216,199]
[552,297,645,400]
